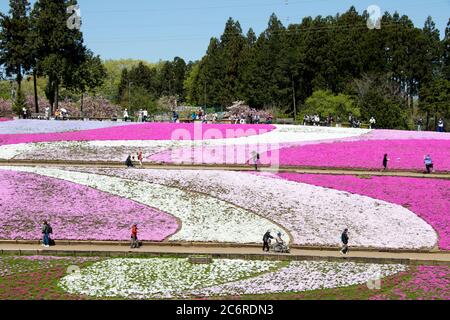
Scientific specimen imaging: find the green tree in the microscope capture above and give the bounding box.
[420,78,450,129]
[443,19,450,80]
[31,0,86,114]
[299,90,360,120]
[12,88,26,115]
[0,0,32,91]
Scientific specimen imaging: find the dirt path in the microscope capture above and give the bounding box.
[0,160,449,179]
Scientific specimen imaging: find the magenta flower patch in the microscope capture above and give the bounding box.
[274,173,450,250]
[274,139,450,171]
[0,170,179,241]
[0,122,275,146]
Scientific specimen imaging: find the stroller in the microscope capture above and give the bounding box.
[271,232,290,253]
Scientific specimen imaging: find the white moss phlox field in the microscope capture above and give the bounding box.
[71,168,438,250]
[58,258,408,299]
[59,258,280,299]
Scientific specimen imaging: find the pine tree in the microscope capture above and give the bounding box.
[0,0,32,91]
[31,0,86,114]
[443,19,450,80]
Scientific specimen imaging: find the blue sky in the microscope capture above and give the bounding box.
[1,0,449,62]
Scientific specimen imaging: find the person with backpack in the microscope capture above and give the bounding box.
[340,229,349,255]
[263,230,273,252]
[130,224,139,249]
[41,220,52,248]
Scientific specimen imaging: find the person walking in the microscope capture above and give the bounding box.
[340,229,349,255]
[438,118,445,132]
[417,117,423,131]
[248,151,260,171]
[123,109,129,122]
[263,230,273,252]
[130,224,139,249]
[382,154,390,171]
[137,149,143,167]
[369,117,376,129]
[424,155,434,174]
[125,154,134,168]
[41,220,52,248]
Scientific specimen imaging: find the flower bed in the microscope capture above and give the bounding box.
[1,166,282,244]
[370,266,450,300]
[58,258,407,299]
[0,119,135,134]
[68,168,438,250]
[59,258,281,299]
[0,125,368,161]
[188,261,407,297]
[0,118,11,122]
[0,255,101,300]
[272,139,450,171]
[0,169,178,241]
[272,173,450,250]
[0,122,275,146]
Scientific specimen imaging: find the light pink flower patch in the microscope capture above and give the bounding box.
[0,123,275,146]
[0,170,179,241]
[0,118,11,122]
[370,266,450,300]
[273,139,450,171]
[273,173,450,250]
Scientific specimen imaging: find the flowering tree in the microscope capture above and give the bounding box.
[79,96,123,118]
[225,101,273,119]
[0,98,13,117]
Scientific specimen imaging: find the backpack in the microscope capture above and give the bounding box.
[256,153,260,160]
[47,225,53,234]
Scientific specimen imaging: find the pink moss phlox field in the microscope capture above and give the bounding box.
[0,123,275,146]
[0,170,179,241]
[274,173,450,250]
[274,139,450,171]
[370,266,450,300]
[0,118,11,122]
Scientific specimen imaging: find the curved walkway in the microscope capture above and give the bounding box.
[0,242,449,265]
[0,160,449,180]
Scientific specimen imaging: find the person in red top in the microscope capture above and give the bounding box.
[130,224,139,248]
[137,150,143,167]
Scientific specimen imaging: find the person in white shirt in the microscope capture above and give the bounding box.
[370,117,376,129]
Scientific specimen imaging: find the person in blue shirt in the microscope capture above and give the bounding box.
[424,155,434,174]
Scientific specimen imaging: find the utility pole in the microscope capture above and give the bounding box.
[292,77,297,124]
[204,82,207,108]
[128,81,133,110]
[80,93,84,117]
